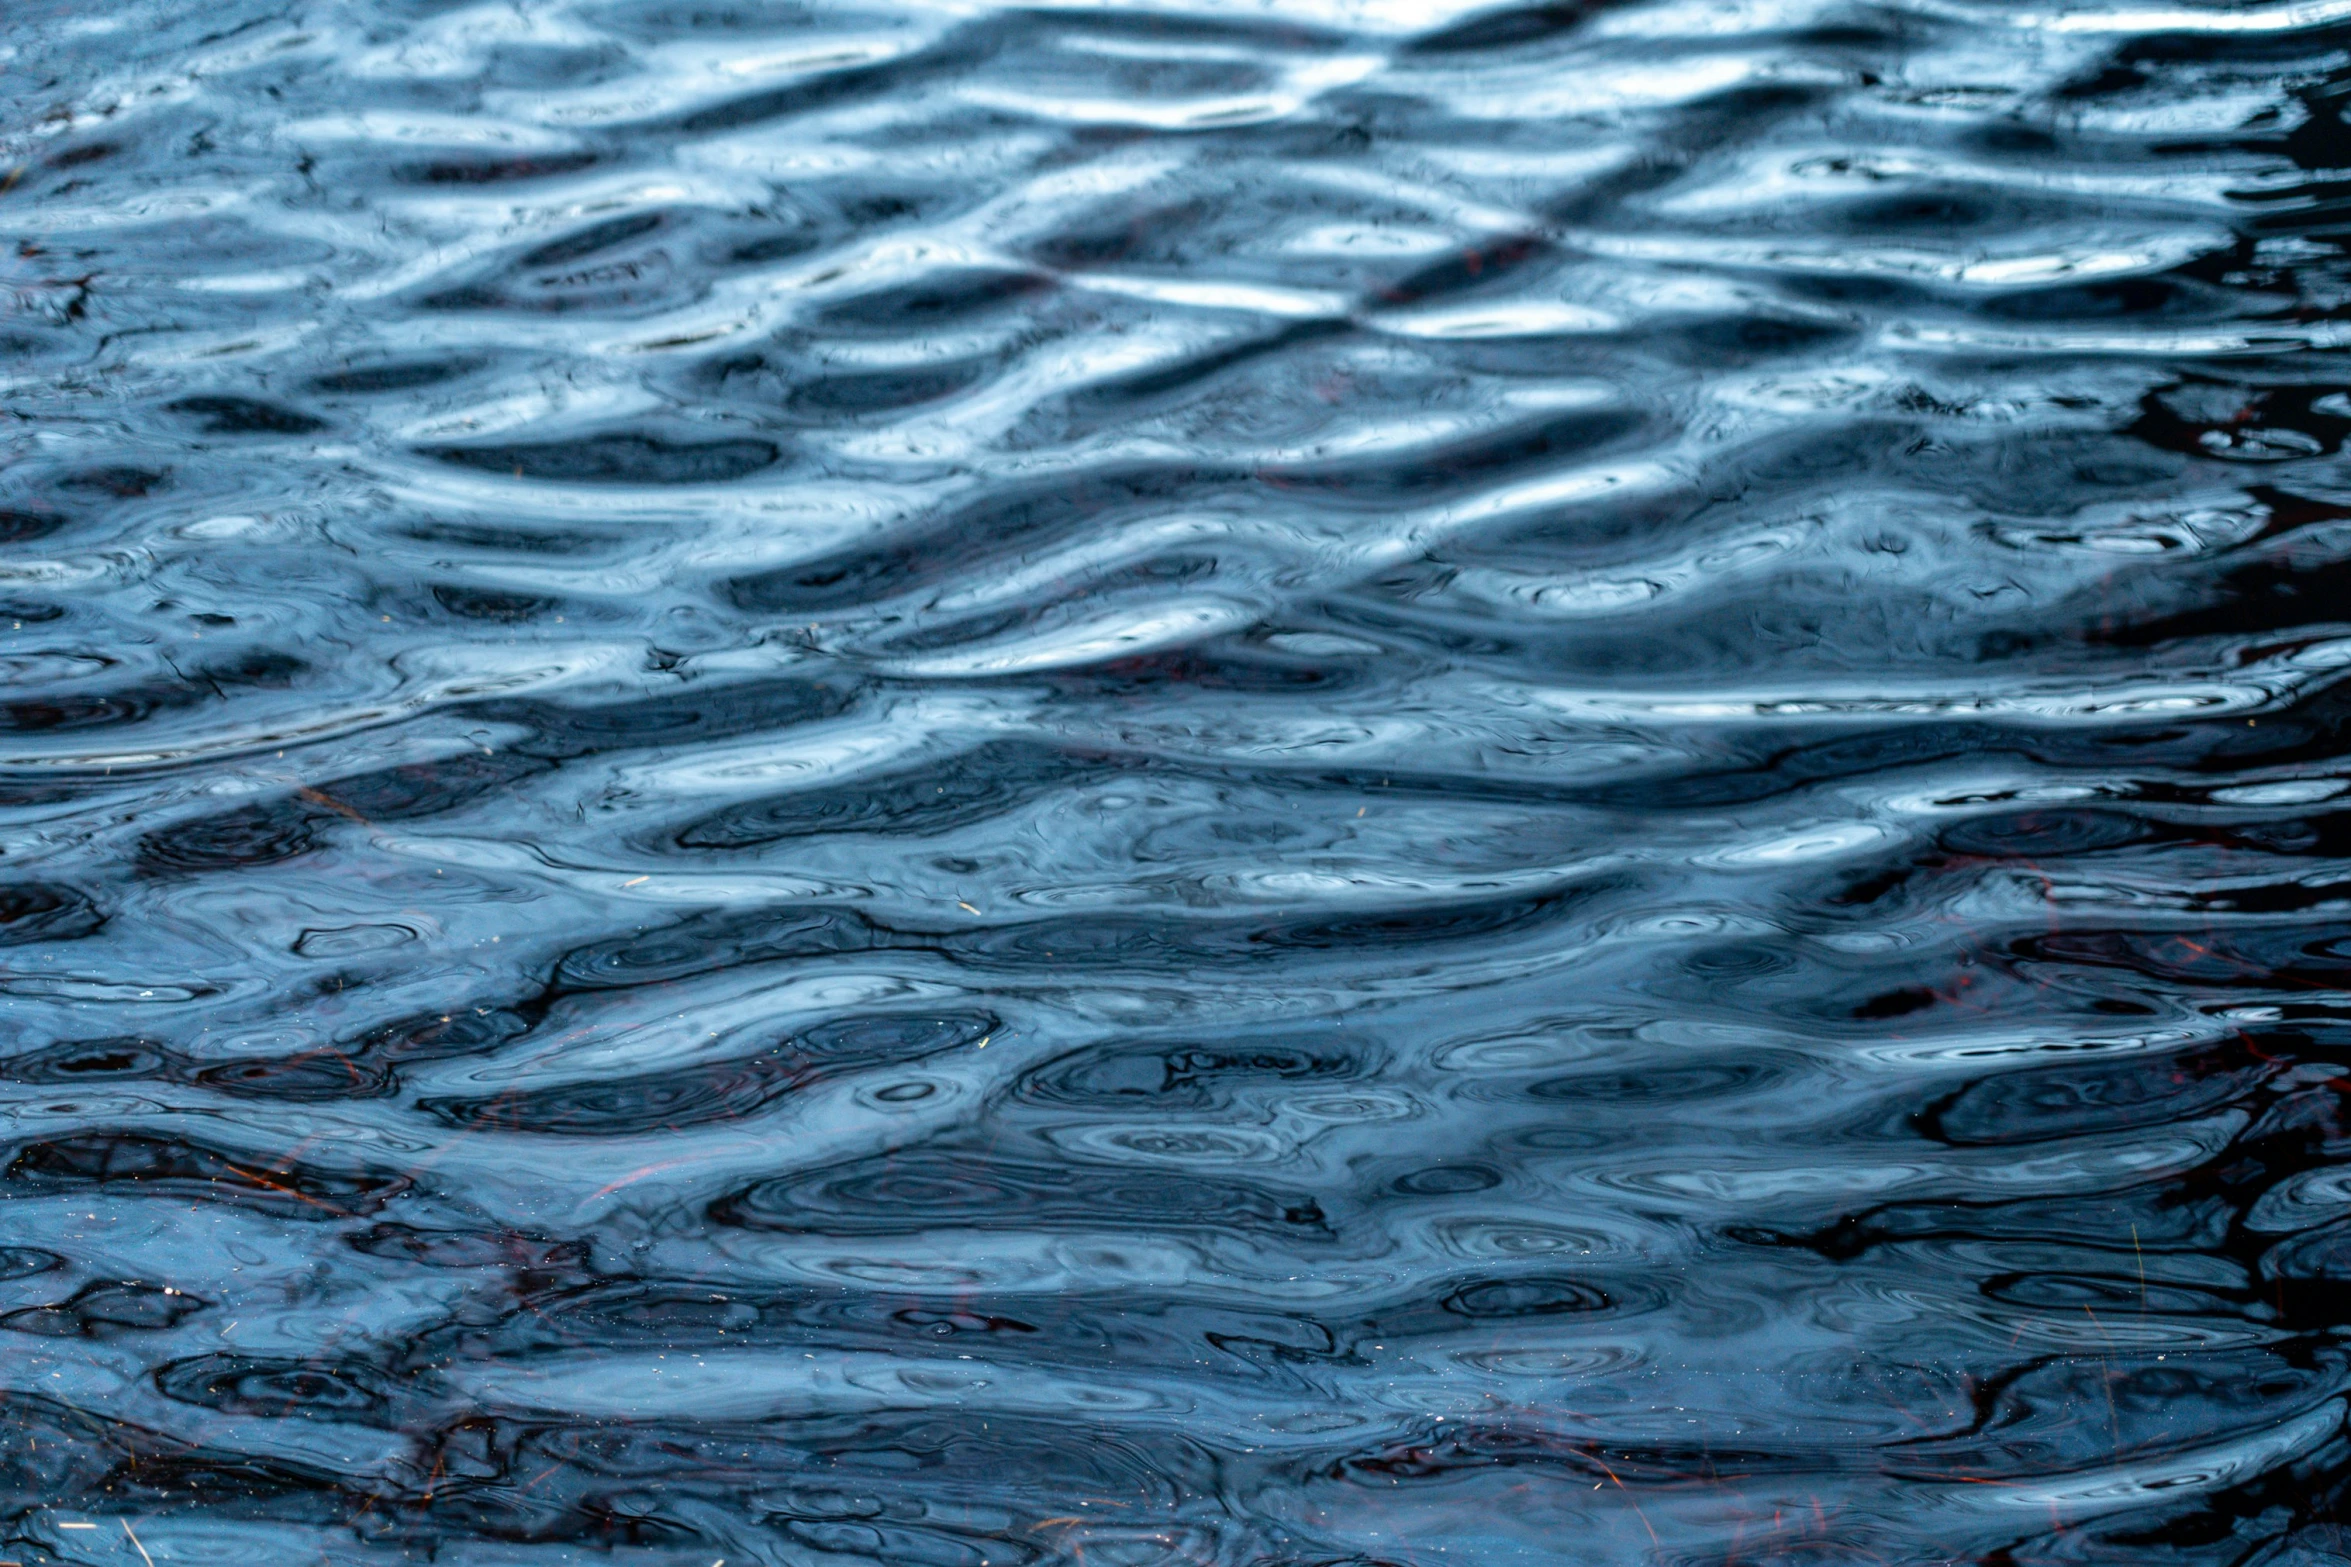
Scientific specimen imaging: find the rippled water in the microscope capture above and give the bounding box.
[9,0,2351,1561]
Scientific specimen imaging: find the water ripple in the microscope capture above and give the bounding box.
[9,0,2351,1560]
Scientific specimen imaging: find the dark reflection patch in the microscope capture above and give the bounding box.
[422,1013,993,1135]
[0,883,105,944]
[6,1135,406,1216]
[418,434,780,484]
[155,1354,396,1424]
[714,1148,1331,1237]
[1,1281,208,1338]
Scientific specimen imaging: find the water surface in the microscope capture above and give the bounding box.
[5,0,2351,1561]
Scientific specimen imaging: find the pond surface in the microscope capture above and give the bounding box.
[4,0,2351,1561]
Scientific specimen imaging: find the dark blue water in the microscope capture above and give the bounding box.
[6,0,2351,1562]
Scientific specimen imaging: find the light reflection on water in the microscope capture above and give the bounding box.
[4,0,2351,1561]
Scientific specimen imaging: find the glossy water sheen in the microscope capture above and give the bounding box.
[7,0,2351,1561]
